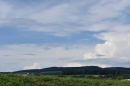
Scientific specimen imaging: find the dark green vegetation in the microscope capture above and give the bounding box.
[8,66,130,79]
[0,66,130,86]
[0,74,130,86]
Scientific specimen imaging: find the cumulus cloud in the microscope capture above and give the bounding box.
[23,62,41,70]
[96,32,130,58]
[84,52,105,59]
[84,32,130,62]
[84,52,97,59]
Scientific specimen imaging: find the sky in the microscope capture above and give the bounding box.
[0,0,130,71]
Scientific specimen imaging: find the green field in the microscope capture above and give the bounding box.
[0,74,130,86]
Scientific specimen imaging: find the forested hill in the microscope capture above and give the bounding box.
[13,66,100,74]
[11,66,130,75]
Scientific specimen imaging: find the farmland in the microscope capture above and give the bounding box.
[0,74,130,86]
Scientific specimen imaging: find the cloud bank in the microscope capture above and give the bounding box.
[0,0,130,36]
[0,44,91,71]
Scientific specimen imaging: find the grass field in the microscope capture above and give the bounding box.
[0,74,130,86]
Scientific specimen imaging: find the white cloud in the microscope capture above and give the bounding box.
[0,44,90,60]
[0,1,12,19]
[23,62,41,70]
[96,32,130,58]
[84,52,97,59]
[0,0,130,36]
[84,32,130,61]
[0,44,92,71]
[66,59,112,68]
[65,63,84,67]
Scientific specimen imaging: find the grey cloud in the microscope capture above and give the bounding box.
[3,55,11,56]
[56,57,73,62]
[23,53,36,56]
[96,54,105,57]
[0,0,129,36]
[1,0,130,36]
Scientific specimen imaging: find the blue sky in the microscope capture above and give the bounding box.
[0,0,130,71]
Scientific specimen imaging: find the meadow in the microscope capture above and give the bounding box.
[0,74,130,86]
